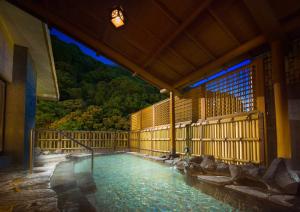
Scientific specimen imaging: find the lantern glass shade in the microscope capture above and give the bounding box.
[111,8,125,28]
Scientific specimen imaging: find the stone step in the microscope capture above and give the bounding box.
[197,175,233,186]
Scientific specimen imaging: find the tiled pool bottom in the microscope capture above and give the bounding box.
[74,154,233,211]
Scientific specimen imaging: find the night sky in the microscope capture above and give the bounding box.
[50,28,118,66]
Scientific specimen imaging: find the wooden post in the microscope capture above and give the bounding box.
[254,58,267,165]
[138,131,141,153]
[127,132,130,150]
[170,92,176,155]
[200,85,206,120]
[271,40,291,158]
[29,129,34,173]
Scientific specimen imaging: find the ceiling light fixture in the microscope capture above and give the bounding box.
[111,6,125,28]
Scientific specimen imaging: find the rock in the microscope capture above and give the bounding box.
[200,155,216,171]
[269,195,295,207]
[263,158,300,195]
[258,165,267,177]
[197,175,232,186]
[188,162,204,173]
[225,185,269,199]
[189,156,202,164]
[263,158,284,180]
[242,163,259,178]
[230,163,261,179]
[54,149,62,154]
[229,164,242,180]
[164,159,174,165]
[34,147,42,156]
[172,157,181,165]
[274,163,299,195]
[43,151,50,155]
[215,162,229,174]
[175,160,188,171]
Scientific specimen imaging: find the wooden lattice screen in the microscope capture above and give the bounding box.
[205,65,255,117]
[131,111,141,131]
[154,99,169,126]
[175,97,192,123]
[287,38,300,85]
[141,106,153,129]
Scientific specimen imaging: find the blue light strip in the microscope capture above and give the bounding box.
[189,59,252,88]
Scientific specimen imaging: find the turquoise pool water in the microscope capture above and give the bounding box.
[74,154,233,211]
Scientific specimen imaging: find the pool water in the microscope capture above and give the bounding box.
[74,154,234,211]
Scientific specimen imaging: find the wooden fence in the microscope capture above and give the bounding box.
[34,130,129,152]
[130,112,265,164]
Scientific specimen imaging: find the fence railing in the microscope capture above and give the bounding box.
[33,111,264,165]
[34,130,129,152]
[130,112,265,165]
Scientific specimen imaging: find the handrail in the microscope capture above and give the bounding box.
[58,131,94,173]
[30,128,95,173]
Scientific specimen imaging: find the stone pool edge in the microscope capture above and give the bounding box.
[125,152,298,211]
[48,151,299,211]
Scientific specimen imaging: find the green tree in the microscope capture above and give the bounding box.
[36,35,167,131]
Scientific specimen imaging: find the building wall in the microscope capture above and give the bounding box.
[287,39,300,168]
[4,45,37,167]
[0,80,5,152]
[0,16,14,82]
[263,53,278,165]
[24,55,37,166]
[288,84,300,169]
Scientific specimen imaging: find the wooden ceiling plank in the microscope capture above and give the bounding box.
[123,15,195,68]
[152,0,216,63]
[184,33,216,60]
[169,48,197,69]
[208,8,240,45]
[243,0,285,41]
[173,35,267,88]
[152,0,180,24]
[144,0,213,68]
[11,0,174,91]
[152,0,216,60]
[156,58,184,77]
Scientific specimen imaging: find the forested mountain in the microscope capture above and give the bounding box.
[36,36,166,130]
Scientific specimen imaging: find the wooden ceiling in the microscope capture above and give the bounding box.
[8,0,300,93]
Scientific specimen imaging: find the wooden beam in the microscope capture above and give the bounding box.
[144,0,213,68]
[208,8,240,45]
[253,58,268,165]
[243,0,285,41]
[173,35,267,88]
[169,91,176,155]
[10,0,174,91]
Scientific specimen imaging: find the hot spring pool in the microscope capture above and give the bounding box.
[74,154,234,211]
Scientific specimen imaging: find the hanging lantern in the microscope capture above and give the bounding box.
[111,6,125,28]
